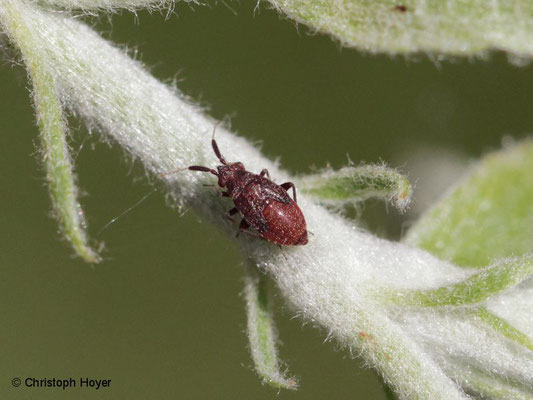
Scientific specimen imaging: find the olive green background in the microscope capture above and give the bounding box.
[0,1,531,399]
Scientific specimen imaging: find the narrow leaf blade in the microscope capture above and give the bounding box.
[1,2,100,263]
[388,255,533,306]
[300,165,412,212]
[243,264,297,390]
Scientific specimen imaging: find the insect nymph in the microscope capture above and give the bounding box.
[188,138,308,246]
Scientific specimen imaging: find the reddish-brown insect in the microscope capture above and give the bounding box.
[393,4,408,12]
[188,138,308,246]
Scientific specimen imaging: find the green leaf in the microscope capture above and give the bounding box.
[402,141,533,374]
[243,264,297,390]
[404,140,533,268]
[386,255,533,306]
[300,164,412,212]
[459,368,533,400]
[268,0,533,58]
[1,1,100,263]
[475,307,533,352]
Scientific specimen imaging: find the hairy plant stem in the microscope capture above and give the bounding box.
[1,0,99,262]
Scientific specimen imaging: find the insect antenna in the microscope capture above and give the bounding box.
[158,166,218,178]
[210,121,228,165]
[158,167,189,178]
[188,166,219,176]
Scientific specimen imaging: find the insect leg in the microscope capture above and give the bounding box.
[236,219,262,240]
[259,169,271,178]
[226,207,239,222]
[236,219,250,238]
[281,182,297,202]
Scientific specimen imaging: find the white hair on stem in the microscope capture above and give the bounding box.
[34,0,175,12]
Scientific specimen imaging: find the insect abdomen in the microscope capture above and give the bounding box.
[260,199,308,245]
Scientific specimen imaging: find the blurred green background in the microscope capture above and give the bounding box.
[0,1,531,398]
